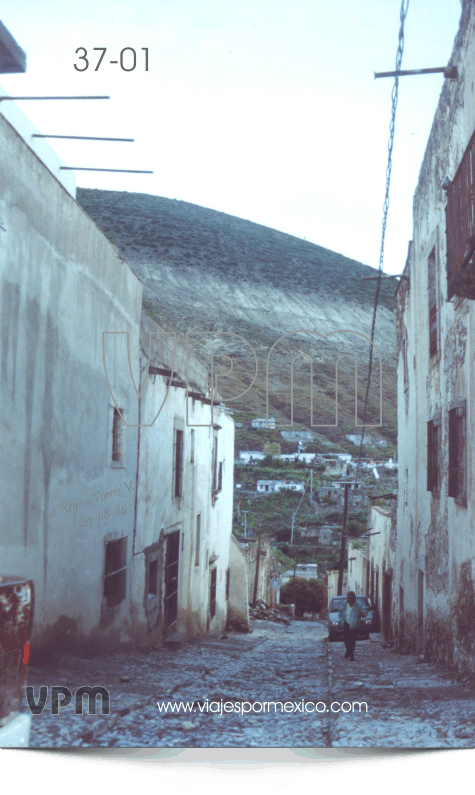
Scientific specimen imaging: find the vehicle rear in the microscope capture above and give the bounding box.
[0,575,34,747]
[328,595,374,641]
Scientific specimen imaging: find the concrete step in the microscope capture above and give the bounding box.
[164,631,187,649]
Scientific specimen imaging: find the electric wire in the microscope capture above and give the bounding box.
[355,0,410,482]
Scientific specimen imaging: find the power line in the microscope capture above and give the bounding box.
[355,0,410,482]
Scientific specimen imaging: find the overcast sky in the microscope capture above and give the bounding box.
[1,0,461,274]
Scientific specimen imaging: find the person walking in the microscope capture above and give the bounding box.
[338,591,368,661]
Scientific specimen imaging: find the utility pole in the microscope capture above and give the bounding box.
[242,511,249,539]
[291,510,295,544]
[252,531,262,608]
[292,547,299,618]
[310,469,313,501]
[337,483,350,596]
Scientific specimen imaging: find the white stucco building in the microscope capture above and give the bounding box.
[0,82,235,657]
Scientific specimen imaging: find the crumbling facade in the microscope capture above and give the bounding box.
[396,0,475,673]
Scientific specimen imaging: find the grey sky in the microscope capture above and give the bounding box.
[1,0,461,274]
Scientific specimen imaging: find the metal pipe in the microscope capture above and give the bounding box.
[32,134,134,142]
[374,66,458,79]
[0,95,110,100]
[59,167,153,173]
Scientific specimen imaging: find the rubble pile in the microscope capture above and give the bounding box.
[249,599,292,625]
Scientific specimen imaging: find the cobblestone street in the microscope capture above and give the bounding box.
[26,620,475,748]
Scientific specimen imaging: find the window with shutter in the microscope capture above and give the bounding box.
[173,427,184,498]
[446,130,475,299]
[428,248,438,357]
[427,418,440,492]
[448,401,466,501]
[103,537,127,608]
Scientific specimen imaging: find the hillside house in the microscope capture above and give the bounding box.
[0,80,235,656]
[315,486,343,506]
[256,480,305,494]
[279,453,316,464]
[238,451,266,464]
[251,417,276,429]
[345,434,388,448]
[395,0,475,673]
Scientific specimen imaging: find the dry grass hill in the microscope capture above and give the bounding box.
[77,188,397,451]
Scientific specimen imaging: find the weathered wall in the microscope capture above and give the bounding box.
[396,0,475,672]
[0,95,236,658]
[0,102,143,656]
[347,545,367,597]
[246,539,280,607]
[133,312,234,643]
[226,535,250,632]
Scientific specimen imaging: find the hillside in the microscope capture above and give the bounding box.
[76,189,397,448]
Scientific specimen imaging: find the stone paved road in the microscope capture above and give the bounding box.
[25,620,475,748]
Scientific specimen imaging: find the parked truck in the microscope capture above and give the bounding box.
[0,574,34,747]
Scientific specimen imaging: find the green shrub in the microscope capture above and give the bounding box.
[280,577,324,617]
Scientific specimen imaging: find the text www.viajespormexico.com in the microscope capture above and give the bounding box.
[156,699,368,715]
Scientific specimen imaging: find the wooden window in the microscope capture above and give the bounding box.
[428,248,438,357]
[148,559,158,598]
[209,567,217,619]
[103,537,127,608]
[112,408,123,463]
[195,514,201,567]
[427,418,441,492]
[174,428,184,498]
[211,434,218,493]
[446,129,475,298]
[448,401,466,501]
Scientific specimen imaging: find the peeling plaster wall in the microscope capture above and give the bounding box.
[133,313,234,644]
[396,0,475,673]
[0,105,143,656]
[245,539,280,607]
[0,98,236,658]
[226,536,250,632]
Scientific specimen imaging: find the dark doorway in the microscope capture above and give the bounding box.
[417,569,424,654]
[209,567,217,620]
[399,586,405,645]
[164,531,180,632]
[382,569,392,640]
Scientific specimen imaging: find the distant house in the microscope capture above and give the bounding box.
[316,454,352,475]
[251,417,276,429]
[239,451,266,464]
[299,526,338,545]
[256,480,305,494]
[281,563,318,586]
[319,526,339,545]
[332,480,363,490]
[345,434,388,448]
[315,486,343,505]
[279,453,316,464]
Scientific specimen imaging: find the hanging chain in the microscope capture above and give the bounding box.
[355,0,410,482]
